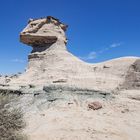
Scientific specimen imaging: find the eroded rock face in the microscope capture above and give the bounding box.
[20,16,71,77]
[20,16,68,47]
[122,59,140,89]
[2,16,139,93]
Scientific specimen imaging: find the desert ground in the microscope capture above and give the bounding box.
[22,90,140,140]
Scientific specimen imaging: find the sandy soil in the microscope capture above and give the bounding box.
[24,90,140,140]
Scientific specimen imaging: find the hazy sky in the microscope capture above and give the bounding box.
[0,0,140,74]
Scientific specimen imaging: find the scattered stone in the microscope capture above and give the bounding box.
[29,84,36,88]
[68,102,74,105]
[128,95,140,101]
[121,108,129,113]
[34,93,40,96]
[53,79,67,83]
[88,101,102,110]
[5,75,9,78]
[10,74,18,79]
[40,114,45,116]
[103,65,110,68]
[18,72,22,75]
[20,85,27,88]
[5,78,11,83]
[0,84,9,87]
[93,67,97,71]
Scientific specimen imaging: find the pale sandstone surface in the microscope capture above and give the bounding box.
[22,90,140,140]
[7,16,140,92]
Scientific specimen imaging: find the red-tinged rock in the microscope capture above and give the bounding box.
[88,101,102,110]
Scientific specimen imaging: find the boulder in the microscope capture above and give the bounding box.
[88,101,102,110]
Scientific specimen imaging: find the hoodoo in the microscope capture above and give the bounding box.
[1,16,140,92]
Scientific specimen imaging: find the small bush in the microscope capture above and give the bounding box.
[0,94,27,140]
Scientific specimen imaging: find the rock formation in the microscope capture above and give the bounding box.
[1,16,136,93]
[122,59,140,89]
[0,16,140,140]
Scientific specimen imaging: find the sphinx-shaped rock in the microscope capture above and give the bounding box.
[6,16,140,93]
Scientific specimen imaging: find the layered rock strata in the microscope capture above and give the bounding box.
[0,16,140,93]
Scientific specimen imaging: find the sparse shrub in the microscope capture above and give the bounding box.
[0,94,27,140]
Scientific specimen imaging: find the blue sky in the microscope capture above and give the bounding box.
[0,0,140,74]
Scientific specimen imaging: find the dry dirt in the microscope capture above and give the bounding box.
[24,90,140,140]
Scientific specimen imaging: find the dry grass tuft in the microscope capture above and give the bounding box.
[0,94,27,140]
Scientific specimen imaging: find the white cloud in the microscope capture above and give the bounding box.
[80,51,97,60]
[110,43,122,48]
[99,42,123,54]
[79,42,123,61]
[87,51,97,59]
[11,59,25,63]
